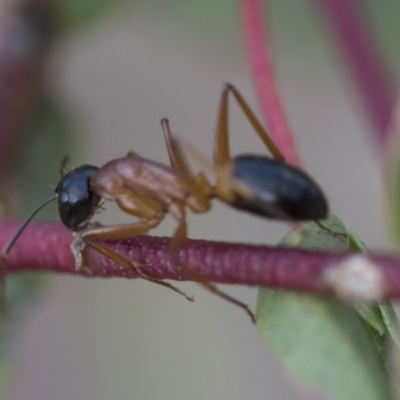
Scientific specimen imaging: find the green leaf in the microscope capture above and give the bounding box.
[278,215,348,251]
[348,229,400,351]
[256,216,393,400]
[56,0,131,31]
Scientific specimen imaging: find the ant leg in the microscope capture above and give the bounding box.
[214,85,230,166]
[314,220,348,239]
[83,238,194,302]
[59,155,70,177]
[178,259,256,323]
[168,205,188,253]
[214,83,284,166]
[161,119,212,211]
[169,203,256,323]
[71,218,163,275]
[189,277,256,323]
[161,118,215,174]
[78,211,166,269]
[161,118,179,171]
[160,121,255,322]
[73,215,194,301]
[81,218,163,241]
[80,191,167,245]
[218,85,338,234]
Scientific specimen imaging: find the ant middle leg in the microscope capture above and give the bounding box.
[161,118,212,211]
[168,203,256,323]
[160,119,255,322]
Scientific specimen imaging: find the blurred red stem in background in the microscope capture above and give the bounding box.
[3,220,400,302]
[240,0,303,168]
[314,0,397,151]
[0,0,53,189]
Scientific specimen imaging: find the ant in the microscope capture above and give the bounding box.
[1,83,328,323]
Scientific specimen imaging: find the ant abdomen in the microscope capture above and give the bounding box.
[230,155,328,221]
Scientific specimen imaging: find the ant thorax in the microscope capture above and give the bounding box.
[91,156,187,204]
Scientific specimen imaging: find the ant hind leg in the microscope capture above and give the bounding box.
[214,83,285,167]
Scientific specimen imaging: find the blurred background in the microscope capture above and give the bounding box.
[3,0,400,399]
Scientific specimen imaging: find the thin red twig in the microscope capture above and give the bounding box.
[2,220,400,302]
[314,0,397,152]
[240,0,302,168]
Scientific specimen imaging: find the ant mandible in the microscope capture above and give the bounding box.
[1,83,328,323]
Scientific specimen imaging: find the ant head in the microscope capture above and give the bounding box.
[2,165,102,265]
[55,165,101,230]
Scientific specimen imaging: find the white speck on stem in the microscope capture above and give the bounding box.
[322,255,386,301]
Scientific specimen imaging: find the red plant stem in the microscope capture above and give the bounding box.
[314,0,397,151]
[240,0,303,168]
[2,220,400,301]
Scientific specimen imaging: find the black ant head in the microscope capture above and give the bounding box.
[1,165,102,265]
[55,165,101,230]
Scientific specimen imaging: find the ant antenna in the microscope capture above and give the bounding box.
[0,194,58,318]
[1,195,58,259]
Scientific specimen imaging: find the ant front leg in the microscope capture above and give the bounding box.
[79,235,194,302]
[71,204,194,302]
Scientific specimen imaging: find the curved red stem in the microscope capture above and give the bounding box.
[314,0,397,152]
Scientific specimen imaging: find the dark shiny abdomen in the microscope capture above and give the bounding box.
[232,155,328,220]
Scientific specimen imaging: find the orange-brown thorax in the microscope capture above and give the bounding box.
[91,154,187,206]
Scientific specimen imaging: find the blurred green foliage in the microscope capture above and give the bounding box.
[11,99,75,302]
[57,0,131,30]
[256,216,399,400]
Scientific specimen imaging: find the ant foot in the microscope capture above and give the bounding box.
[315,220,348,239]
[70,231,90,272]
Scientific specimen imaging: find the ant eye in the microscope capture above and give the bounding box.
[56,165,101,229]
